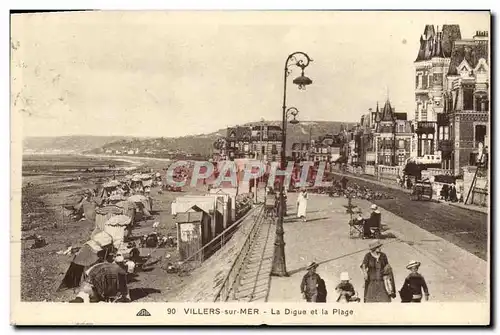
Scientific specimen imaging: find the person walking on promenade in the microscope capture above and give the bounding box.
[300,262,323,302]
[360,240,396,302]
[340,176,348,190]
[399,260,429,303]
[297,189,308,222]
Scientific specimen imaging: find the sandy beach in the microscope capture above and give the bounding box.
[20,154,207,302]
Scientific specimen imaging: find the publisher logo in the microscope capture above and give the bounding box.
[136,309,152,317]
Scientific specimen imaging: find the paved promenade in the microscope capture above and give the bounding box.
[267,193,488,303]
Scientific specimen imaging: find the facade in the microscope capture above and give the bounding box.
[222,125,282,162]
[250,125,282,162]
[291,134,342,162]
[371,100,413,166]
[414,25,489,174]
[444,31,489,174]
[414,24,462,160]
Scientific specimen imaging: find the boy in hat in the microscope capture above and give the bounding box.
[300,262,322,302]
[400,260,429,303]
[335,272,359,302]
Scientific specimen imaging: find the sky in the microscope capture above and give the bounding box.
[11,11,490,138]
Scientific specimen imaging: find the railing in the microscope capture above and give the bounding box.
[213,205,265,302]
[421,168,454,178]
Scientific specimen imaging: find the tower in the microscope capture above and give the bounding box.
[414,24,462,157]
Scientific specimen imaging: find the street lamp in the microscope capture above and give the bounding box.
[271,52,313,277]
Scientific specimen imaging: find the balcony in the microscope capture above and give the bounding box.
[416,121,436,134]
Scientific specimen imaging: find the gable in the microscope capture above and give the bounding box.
[474,58,489,73]
[457,59,472,76]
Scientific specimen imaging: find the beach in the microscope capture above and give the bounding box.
[20,154,206,302]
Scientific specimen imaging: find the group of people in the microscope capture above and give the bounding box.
[439,183,460,202]
[397,175,414,190]
[300,240,430,303]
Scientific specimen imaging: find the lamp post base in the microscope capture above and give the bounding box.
[271,240,288,277]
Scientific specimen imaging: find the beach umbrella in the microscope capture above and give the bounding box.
[128,195,148,203]
[103,180,120,188]
[105,215,132,227]
[108,194,126,202]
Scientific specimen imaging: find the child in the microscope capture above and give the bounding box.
[399,260,429,303]
[335,272,359,303]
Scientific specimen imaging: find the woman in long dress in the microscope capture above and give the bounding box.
[297,189,308,222]
[360,240,395,302]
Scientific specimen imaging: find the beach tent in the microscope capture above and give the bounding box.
[94,205,124,233]
[128,194,152,216]
[58,231,114,290]
[103,215,132,249]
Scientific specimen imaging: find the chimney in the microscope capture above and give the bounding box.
[473,31,489,41]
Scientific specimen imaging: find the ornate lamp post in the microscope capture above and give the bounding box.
[271,52,313,277]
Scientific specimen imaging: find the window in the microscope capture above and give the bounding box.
[475,125,487,146]
[463,87,474,110]
[398,124,404,133]
[261,146,265,154]
[476,96,489,112]
[398,140,405,149]
[444,126,449,140]
[438,126,444,140]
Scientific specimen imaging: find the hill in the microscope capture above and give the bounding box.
[92,120,355,158]
[22,136,135,154]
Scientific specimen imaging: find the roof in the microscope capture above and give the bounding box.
[447,40,489,75]
[395,112,407,121]
[227,126,252,139]
[380,100,396,122]
[415,24,462,62]
[374,102,381,123]
[441,25,462,57]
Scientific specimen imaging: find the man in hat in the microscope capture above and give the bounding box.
[399,260,429,303]
[300,262,323,302]
[363,204,381,239]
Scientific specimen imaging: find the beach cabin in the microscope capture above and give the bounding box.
[175,210,205,263]
[209,188,236,224]
[174,194,230,261]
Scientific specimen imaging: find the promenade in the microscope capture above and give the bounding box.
[266,193,488,303]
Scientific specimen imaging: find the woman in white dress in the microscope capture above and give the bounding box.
[297,189,308,222]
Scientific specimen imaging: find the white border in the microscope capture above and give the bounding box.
[3,1,499,333]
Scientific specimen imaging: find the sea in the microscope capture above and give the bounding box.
[22,154,139,177]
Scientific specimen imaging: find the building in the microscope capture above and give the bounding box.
[250,125,282,162]
[291,142,311,161]
[221,125,282,162]
[371,100,413,166]
[225,126,252,160]
[414,24,463,161]
[444,31,489,174]
[413,25,459,159]
[414,24,489,174]
[291,134,342,162]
